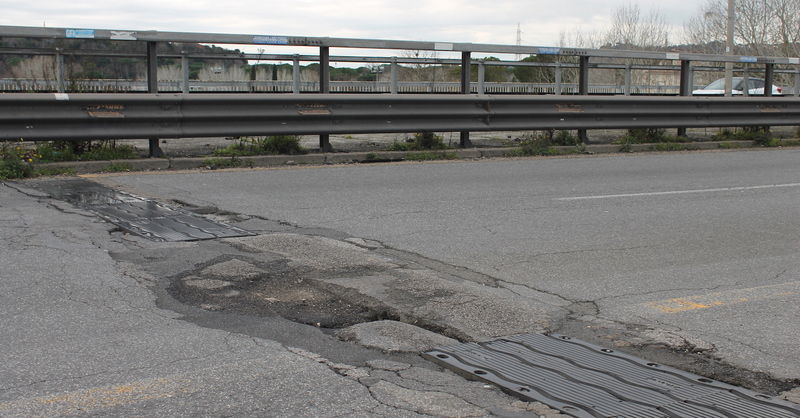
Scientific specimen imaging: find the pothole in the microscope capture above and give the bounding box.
[169,259,395,329]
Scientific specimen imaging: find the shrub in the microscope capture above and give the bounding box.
[653,143,690,152]
[517,132,558,156]
[712,127,771,145]
[0,142,36,180]
[617,128,681,144]
[214,135,305,156]
[203,156,253,169]
[36,140,138,162]
[389,132,446,151]
[551,130,579,146]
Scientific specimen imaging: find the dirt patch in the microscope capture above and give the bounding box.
[557,318,800,396]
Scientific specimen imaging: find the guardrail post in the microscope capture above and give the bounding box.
[292,55,300,94]
[55,50,65,93]
[795,66,800,97]
[678,60,692,137]
[181,54,190,93]
[248,58,257,93]
[555,62,562,95]
[460,51,472,147]
[319,46,332,152]
[478,59,485,95]
[390,57,398,94]
[764,63,774,97]
[623,62,631,96]
[578,56,590,143]
[146,41,163,157]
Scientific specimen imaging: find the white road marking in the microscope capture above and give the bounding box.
[555,182,800,201]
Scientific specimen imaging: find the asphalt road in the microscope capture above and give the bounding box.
[1,179,551,416]
[104,149,800,382]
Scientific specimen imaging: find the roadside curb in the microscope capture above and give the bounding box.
[33,140,766,174]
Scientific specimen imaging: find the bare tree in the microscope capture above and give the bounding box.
[604,3,670,49]
[558,28,603,49]
[769,0,800,56]
[736,0,772,55]
[683,0,800,56]
[682,1,728,53]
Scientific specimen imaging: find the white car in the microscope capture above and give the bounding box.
[693,77,783,96]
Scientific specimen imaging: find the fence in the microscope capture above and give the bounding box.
[0,79,688,94]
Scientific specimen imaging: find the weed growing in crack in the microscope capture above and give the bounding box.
[404,151,458,161]
[203,156,254,169]
[712,127,772,146]
[35,140,138,162]
[652,143,695,152]
[214,135,306,156]
[389,132,448,151]
[507,131,588,157]
[615,128,684,145]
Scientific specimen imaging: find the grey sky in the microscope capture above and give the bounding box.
[0,1,699,59]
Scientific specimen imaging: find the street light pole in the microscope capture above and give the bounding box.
[724,0,735,96]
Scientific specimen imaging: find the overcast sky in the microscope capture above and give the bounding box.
[0,1,699,59]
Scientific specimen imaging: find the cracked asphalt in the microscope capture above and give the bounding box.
[3,148,800,416]
[1,181,561,416]
[98,149,800,388]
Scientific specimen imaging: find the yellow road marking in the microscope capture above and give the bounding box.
[0,377,196,415]
[647,281,799,313]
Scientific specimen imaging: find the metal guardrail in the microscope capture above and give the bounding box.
[3,24,798,152]
[2,93,798,141]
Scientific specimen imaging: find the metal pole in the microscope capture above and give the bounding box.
[459,51,472,147]
[724,0,735,97]
[146,41,163,157]
[764,63,774,97]
[55,51,65,93]
[390,57,398,94]
[742,66,749,96]
[292,55,300,94]
[478,60,485,95]
[181,54,190,94]
[678,60,692,137]
[623,62,632,96]
[555,62,562,95]
[319,46,332,152]
[578,56,590,143]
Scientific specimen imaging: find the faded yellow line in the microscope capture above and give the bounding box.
[0,377,196,415]
[647,281,799,314]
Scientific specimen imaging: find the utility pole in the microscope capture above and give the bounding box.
[516,23,522,61]
[724,0,735,96]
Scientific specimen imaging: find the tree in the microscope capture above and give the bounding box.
[766,0,800,56]
[477,57,511,82]
[604,3,670,49]
[514,55,559,83]
[557,3,669,50]
[683,0,800,57]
